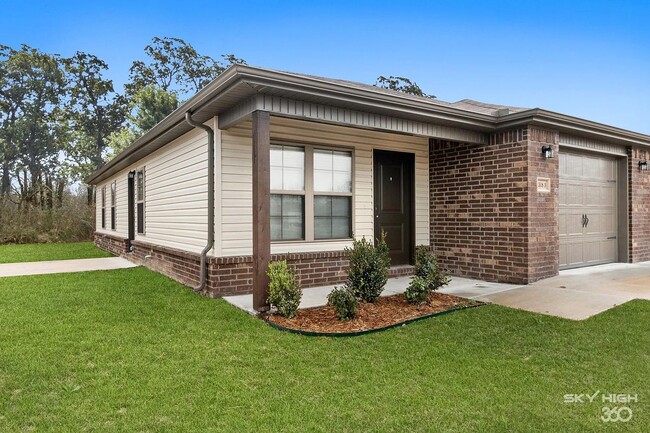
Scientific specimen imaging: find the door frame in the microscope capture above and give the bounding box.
[373,149,416,265]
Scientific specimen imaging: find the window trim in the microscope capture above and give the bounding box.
[110,181,117,231]
[136,168,145,235]
[270,141,354,243]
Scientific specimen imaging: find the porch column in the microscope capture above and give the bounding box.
[252,110,271,311]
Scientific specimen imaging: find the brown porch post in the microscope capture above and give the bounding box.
[252,110,271,311]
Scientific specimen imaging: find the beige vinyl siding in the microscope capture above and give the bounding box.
[220,116,430,256]
[95,122,212,254]
[95,174,128,238]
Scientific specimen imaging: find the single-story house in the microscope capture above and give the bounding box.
[86,65,650,311]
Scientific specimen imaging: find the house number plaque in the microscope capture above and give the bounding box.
[537,177,551,193]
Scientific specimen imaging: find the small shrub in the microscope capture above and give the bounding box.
[344,233,390,302]
[414,246,450,291]
[267,260,302,318]
[404,276,430,304]
[327,287,358,320]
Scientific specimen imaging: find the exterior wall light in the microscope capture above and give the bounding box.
[640,160,648,171]
[541,145,555,159]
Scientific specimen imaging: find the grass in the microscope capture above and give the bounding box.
[0,267,647,432]
[0,242,112,264]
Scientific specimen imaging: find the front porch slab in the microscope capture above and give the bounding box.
[223,276,518,315]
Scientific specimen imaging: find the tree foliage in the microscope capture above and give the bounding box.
[62,51,127,202]
[374,75,435,98]
[0,44,66,206]
[126,36,246,98]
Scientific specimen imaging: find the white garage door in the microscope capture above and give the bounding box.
[559,152,618,269]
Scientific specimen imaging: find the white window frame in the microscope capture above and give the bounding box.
[271,141,354,243]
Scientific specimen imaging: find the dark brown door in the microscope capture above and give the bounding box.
[373,150,414,265]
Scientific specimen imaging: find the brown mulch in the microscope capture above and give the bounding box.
[264,292,483,334]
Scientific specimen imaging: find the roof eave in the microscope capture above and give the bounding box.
[498,109,650,148]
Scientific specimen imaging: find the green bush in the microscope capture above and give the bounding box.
[404,276,430,304]
[327,287,358,320]
[413,246,450,291]
[267,260,302,318]
[344,233,390,302]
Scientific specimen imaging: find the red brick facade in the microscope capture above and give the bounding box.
[629,146,650,262]
[94,232,130,256]
[526,127,559,280]
[95,235,412,296]
[429,126,560,284]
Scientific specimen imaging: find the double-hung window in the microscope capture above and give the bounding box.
[110,181,117,230]
[270,145,305,241]
[270,143,353,242]
[136,169,145,234]
[313,149,352,239]
[101,186,106,229]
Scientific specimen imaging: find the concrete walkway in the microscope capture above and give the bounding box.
[0,257,138,278]
[224,276,518,315]
[224,262,650,320]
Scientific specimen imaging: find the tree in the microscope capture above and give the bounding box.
[106,84,178,159]
[126,36,245,98]
[0,44,66,207]
[62,51,127,203]
[374,75,435,98]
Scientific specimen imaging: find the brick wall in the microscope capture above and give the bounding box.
[429,131,530,283]
[96,235,413,297]
[94,233,129,256]
[429,126,561,284]
[527,127,559,280]
[629,146,650,262]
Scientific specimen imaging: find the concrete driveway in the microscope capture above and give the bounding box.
[467,262,650,320]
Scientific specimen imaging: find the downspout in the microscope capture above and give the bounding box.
[184,111,215,292]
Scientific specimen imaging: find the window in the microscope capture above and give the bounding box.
[101,186,106,229]
[270,145,305,241]
[136,169,145,234]
[270,143,353,242]
[313,149,352,239]
[110,181,116,230]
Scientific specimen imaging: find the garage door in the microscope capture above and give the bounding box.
[559,152,618,269]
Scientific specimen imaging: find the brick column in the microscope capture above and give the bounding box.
[628,146,650,262]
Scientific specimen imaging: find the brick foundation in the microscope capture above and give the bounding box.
[94,232,130,256]
[95,234,413,296]
[629,146,650,262]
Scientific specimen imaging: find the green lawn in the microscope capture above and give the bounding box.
[0,267,647,432]
[0,242,112,264]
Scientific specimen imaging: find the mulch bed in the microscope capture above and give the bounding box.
[263,292,483,335]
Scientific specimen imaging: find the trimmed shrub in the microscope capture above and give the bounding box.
[414,246,450,291]
[327,287,358,320]
[404,246,450,304]
[344,233,390,302]
[267,260,302,318]
[404,276,430,304]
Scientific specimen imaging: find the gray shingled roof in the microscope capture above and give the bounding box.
[273,69,530,117]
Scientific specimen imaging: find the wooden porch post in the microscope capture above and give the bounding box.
[252,110,271,311]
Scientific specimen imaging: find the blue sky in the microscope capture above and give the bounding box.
[3,0,649,133]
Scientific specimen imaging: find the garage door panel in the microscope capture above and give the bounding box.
[559,151,618,270]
